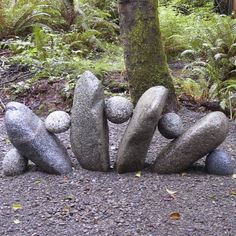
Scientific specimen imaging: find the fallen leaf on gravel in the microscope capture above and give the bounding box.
[5,138,11,144]
[232,174,236,179]
[209,195,217,201]
[166,188,177,195]
[64,176,69,181]
[170,212,181,220]
[12,203,23,211]
[135,171,141,178]
[64,195,74,201]
[34,179,41,184]
[62,206,70,214]
[166,188,177,198]
[13,219,21,224]
[229,191,236,196]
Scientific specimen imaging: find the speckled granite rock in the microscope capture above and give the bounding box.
[116,86,168,174]
[205,149,235,175]
[2,148,28,176]
[152,112,229,174]
[70,71,110,172]
[105,96,133,124]
[5,102,72,175]
[158,113,184,139]
[45,111,71,133]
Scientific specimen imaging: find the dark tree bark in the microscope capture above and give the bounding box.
[214,0,233,15]
[119,0,177,111]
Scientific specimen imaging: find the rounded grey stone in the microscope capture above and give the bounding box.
[45,111,71,133]
[158,113,184,139]
[105,96,133,124]
[2,148,28,176]
[206,149,235,176]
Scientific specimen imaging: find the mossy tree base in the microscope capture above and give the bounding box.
[119,0,177,111]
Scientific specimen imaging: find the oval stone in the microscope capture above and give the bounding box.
[5,102,72,175]
[116,86,168,173]
[70,71,110,172]
[152,112,229,174]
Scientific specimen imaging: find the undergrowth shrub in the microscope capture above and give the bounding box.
[0,0,119,42]
[179,16,236,118]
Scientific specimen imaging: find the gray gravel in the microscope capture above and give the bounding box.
[0,107,236,236]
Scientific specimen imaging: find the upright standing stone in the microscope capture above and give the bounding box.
[116,86,168,173]
[152,112,229,174]
[70,71,110,171]
[5,102,72,175]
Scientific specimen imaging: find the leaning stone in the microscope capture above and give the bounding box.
[158,113,184,139]
[152,112,229,174]
[70,71,110,172]
[205,149,235,176]
[105,96,133,124]
[116,86,168,173]
[45,111,71,133]
[2,148,28,176]
[5,102,72,175]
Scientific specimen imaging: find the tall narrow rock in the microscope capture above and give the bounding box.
[116,86,168,174]
[5,102,72,175]
[70,71,110,171]
[152,112,229,174]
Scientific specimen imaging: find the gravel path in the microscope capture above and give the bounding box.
[0,108,235,236]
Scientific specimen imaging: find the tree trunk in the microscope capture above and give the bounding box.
[214,0,233,15]
[119,0,177,111]
[233,0,236,18]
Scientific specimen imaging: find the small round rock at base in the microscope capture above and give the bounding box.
[205,149,235,176]
[105,96,133,124]
[158,113,184,139]
[2,148,28,176]
[45,111,71,133]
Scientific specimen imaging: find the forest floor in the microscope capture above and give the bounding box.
[0,107,236,236]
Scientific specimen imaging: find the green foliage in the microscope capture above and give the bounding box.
[1,0,236,118]
[0,0,52,39]
[180,15,236,117]
[0,0,119,41]
[159,6,193,58]
[1,29,123,81]
[160,0,213,15]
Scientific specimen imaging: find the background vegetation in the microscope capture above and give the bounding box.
[0,0,236,118]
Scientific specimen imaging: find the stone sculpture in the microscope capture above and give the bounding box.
[3,80,234,177]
